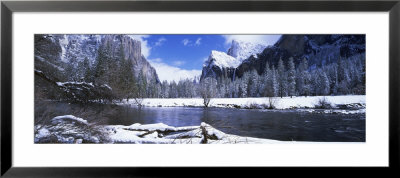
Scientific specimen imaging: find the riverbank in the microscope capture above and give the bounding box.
[118,95,366,110]
[35,115,283,144]
[35,101,366,142]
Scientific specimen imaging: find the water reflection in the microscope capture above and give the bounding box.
[36,101,366,142]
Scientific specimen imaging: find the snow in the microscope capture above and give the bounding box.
[127,123,177,132]
[143,131,159,139]
[227,40,266,62]
[36,95,365,144]
[205,50,240,68]
[38,116,283,144]
[104,122,281,144]
[51,115,89,125]
[36,114,326,144]
[36,127,50,138]
[101,84,112,90]
[201,122,225,140]
[122,123,199,132]
[203,40,267,69]
[75,139,83,144]
[304,108,367,115]
[120,95,365,111]
[59,35,69,62]
[163,129,201,139]
[56,81,95,87]
[58,35,102,66]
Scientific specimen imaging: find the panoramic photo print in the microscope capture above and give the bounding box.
[34,34,366,144]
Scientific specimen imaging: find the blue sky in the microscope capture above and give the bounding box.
[130,35,281,82]
[147,35,227,70]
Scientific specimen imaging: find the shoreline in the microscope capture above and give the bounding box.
[35,116,285,144]
[117,95,366,112]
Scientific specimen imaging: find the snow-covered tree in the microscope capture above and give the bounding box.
[297,58,311,96]
[200,77,217,107]
[320,71,330,95]
[169,81,178,98]
[271,66,279,97]
[264,62,274,97]
[247,69,259,97]
[287,57,296,97]
[161,80,169,98]
[277,58,287,98]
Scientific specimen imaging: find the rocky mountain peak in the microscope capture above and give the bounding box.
[227,40,266,62]
[201,40,267,80]
[208,50,239,68]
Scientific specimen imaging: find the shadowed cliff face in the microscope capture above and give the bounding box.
[101,35,159,83]
[200,35,365,81]
[34,34,159,84]
[34,35,63,63]
[234,35,365,78]
[274,35,306,57]
[274,35,365,58]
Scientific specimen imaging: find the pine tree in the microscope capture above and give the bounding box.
[264,62,274,97]
[119,58,136,101]
[94,45,109,85]
[247,69,259,97]
[169,81,177,98]
[271,66,278,97]
[136,70,147,98]
[320,71,330,95]
[161,80,169,98]
[277,58,287,98]
[240,72,249,97]
[287,57,296,97]
[297,58,311,96]
[82,57,92,82]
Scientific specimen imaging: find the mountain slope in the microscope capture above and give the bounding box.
[200,40,266,80]
[227,40,266,61]
[34,34,159,83]
[235,34,365,78]
[100,35,159,83]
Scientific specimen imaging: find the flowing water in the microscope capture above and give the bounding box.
[37,101,366,142]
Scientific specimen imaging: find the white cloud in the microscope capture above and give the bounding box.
[222,35,282,47]
[173,60,185,66]
[195,38,202,46]
[152,58,162,62]
[182,39,190,46]
[127,35,151,58]
[182,38,202,47]
[154,37,166,47]
[148,59,202,83]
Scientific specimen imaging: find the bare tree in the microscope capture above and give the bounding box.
[266,96,278,109]
[200,77,217,107]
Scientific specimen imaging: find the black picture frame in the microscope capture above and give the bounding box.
[1,0,399,177]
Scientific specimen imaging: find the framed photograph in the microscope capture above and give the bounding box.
[1,0,399,176]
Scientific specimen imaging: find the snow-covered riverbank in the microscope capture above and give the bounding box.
[35,115,283,144]
[34,95,366,143]
[119,95,366,110]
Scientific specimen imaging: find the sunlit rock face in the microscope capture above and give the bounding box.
[201,40,266,81]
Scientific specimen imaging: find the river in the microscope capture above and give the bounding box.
[36,101,366,142]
